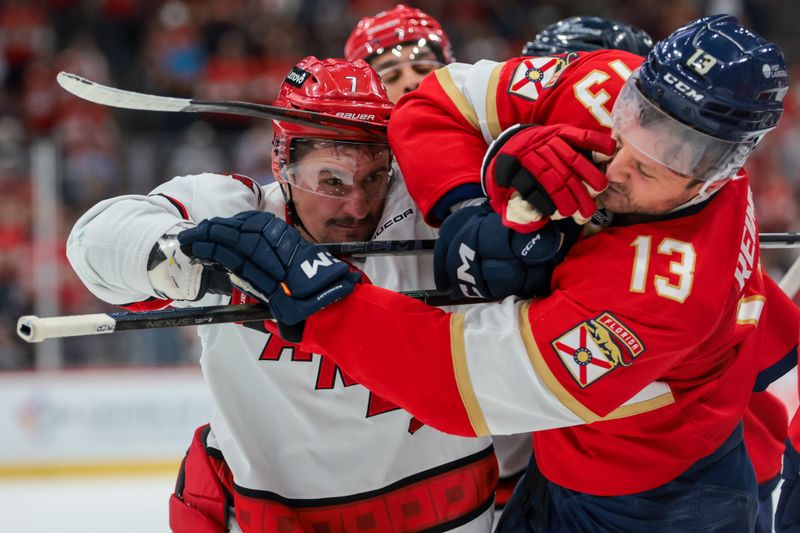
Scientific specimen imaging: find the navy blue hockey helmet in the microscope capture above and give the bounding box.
[614,15,788,182]
[522,16,654,57]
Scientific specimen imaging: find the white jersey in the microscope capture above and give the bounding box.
[67,172,496,532]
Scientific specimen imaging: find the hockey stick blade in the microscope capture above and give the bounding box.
[56,72,387,138]
[17,290,484,343]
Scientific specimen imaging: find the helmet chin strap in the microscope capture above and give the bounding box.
[278,182,320,244]
[669,176,729,213]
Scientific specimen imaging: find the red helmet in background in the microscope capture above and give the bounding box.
[271,56,393,173]
[344,4,455,65]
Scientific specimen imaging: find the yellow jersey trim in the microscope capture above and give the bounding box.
[450,312,490,436]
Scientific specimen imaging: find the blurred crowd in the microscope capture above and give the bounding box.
[1,0,798,370]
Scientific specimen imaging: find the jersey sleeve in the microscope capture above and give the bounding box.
[301,279,685,438]
[389,60,506,225]
[66,172,264,306]
[389,52,643,225]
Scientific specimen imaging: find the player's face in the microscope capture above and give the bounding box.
[370,44,442,103]
[285,143,390,243]
[599,137,704,215]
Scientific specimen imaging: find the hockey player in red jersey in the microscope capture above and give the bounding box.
[523,16,793,533]
[178,16,800,531]
[67,57,498,533]
[345,4,454,103]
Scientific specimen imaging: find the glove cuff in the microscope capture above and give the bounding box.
[147,222,207,301]
[480,123,536,196]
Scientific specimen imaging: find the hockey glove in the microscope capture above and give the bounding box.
[434,202,575,300]
[482,124,616,232]
[177,211,359,334]
[147,222,231,301]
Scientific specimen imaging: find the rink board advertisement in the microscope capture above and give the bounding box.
[0,368,212,475]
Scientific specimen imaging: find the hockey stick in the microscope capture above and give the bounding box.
[759,233,800,249]
[19,229,800,342]
[56,72,387,138]
[17,289,482,343]
[779,253,800,297]
[324,238,435,256]
[329,233,800,255]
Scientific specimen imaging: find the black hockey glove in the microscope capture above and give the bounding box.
[434,202,579,300]
[178,211,359,341]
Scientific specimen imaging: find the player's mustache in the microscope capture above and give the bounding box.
[605,183,629,196]
[325,215,377,228]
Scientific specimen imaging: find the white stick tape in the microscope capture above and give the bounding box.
[17,314,117,343]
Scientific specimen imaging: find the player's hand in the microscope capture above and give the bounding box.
[177,211,359,335]
[147,222,231,301]
[482,124,616,232]
[434,203,576,300]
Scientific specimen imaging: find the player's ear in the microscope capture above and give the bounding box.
[272,151,285,184]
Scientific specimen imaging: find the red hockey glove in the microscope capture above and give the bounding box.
[482,124,616,232]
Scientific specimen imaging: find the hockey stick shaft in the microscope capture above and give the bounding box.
[758,233,800,248]
[56,72,386,138]
[332,233,800,255]
[17,290,481,343]
[324,239,435,256]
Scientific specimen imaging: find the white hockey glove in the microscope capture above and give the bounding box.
[147,222,230,301]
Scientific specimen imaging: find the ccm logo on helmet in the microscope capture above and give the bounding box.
[662,73,704,102]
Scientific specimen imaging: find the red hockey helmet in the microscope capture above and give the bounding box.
[344,4,455,65]
[271,56,394,198]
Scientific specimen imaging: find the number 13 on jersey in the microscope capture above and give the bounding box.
[630,236,696,303]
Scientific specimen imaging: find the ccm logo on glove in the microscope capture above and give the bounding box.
[435,203,574,300]
[301,251,340,278]
[456,243,482,298]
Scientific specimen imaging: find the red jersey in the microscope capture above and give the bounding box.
[300,50,800,495]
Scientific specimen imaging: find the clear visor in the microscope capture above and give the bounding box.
[281,139,393,199]
[372,41,444,80]
[612,73,754,182]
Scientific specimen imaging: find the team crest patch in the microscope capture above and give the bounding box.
[551,312,644,388]
[508,56,568,101]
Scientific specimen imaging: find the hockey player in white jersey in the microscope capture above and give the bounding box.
[66,56,497,533]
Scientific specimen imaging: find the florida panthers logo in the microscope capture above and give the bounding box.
[551,312,644,388]
[508,56,568,101]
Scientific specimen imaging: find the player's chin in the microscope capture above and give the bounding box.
[596,190,624,212]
